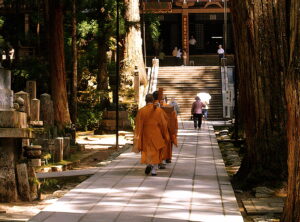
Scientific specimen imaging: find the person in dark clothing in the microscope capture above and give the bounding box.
[191,96,206,129]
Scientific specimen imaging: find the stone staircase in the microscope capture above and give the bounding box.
[156,66,223,120]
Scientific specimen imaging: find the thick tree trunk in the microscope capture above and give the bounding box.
[70,0,78,124]
[97,38,109,90]
[231,0,288,186]
[96,0,109,90]
[48,0,71,129]
[282,0,300,220]
[122,0,147,105]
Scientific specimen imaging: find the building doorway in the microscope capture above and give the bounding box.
[189,13,232,54]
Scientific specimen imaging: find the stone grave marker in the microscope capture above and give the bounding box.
[0,68,13,110]
[54,137,64,162]
[26,80,37,100]
[63,137,71,159]
[31,98,40,121]
[40,93,54,126]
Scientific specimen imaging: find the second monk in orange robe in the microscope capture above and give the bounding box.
[134,94,169,176]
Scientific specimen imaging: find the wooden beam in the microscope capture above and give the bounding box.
[141,8,230,14]
[175,2,195,8]
[204,2,223,8]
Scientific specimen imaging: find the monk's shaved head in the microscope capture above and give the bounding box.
[145,94,154,103]
[153,91,159,100]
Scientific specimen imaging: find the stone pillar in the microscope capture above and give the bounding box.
[16,163,31,201]
[26,80,36,100]
[0,139,18,202]
[182,11,189,64]
[25,145,42,167]
[25,14,30,36]
[15,91,31,118]
[31,98,40,121]
[133,66,140,104]
[27,166,38,200]
[54,137,64,162]
[0,68,13,110]
[40,93,54,126]
[63,137,70,159]
[21,139,30,161]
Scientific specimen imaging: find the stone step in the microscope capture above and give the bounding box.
[157,78,221,81]
[156,65,224,120]
[158,66,220,69]
[157,73,220,77]
[159,91,223,96]
[157,75,220,78]
[158,85,222,88]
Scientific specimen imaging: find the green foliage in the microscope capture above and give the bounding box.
[126,103,138,129]
[144,14,161,42]
[40,176,88,193]
[77,103,103,131]
[42,153,51,161]
[11,57,49,92]
[0,17,6,48]
[29,177,40,187]
[0,17,4,28]
[78,20,98,38]
[40,179,59,192]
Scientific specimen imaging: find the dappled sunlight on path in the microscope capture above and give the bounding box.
[30,121,243,222]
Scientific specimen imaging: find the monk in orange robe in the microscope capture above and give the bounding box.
[163,105,178,162]
[153,91,178,166]
[134,94,169,176]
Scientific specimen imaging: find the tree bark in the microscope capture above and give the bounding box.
[122,0,147,106]
[70,0,78,124]
[27,166,39,201]
[48,0,71,130]
[16,163,31,201]
[97,38,108,90]
[96,0,109,90]
[282,0,300,220]
[231,0,288,186]
[0,139,18,202]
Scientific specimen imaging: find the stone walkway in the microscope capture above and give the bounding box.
[30,121,243,222]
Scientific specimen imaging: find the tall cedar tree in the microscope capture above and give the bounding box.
[232,0,300,219]
[231,0,288,186]
[97,0,109,90]
[70,0,78,124]
[122,0,147,106]
[48,0,71,129]
[282,0,300,221]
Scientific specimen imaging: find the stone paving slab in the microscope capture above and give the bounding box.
[37,168,99,179]
[242,198,284,215]
[30,121,243,222]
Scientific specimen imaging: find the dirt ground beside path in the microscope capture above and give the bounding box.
[0,132,133,222]
[214,125,284,222]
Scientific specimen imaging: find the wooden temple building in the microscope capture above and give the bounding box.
[141,0,233,64]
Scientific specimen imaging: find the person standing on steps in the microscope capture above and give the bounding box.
[176,48,182,66]
[169,97,180,115]
[191,96,206,130]
[189,35,197,54]
[182,49,188,66]
[217,44,225,65]
[172,46,178,65]
[133,94,170,176]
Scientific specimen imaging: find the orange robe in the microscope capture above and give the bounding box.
[160,103,178,161]
[134,104,169,164]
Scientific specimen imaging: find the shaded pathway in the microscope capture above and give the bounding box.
[30,121,243,222]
